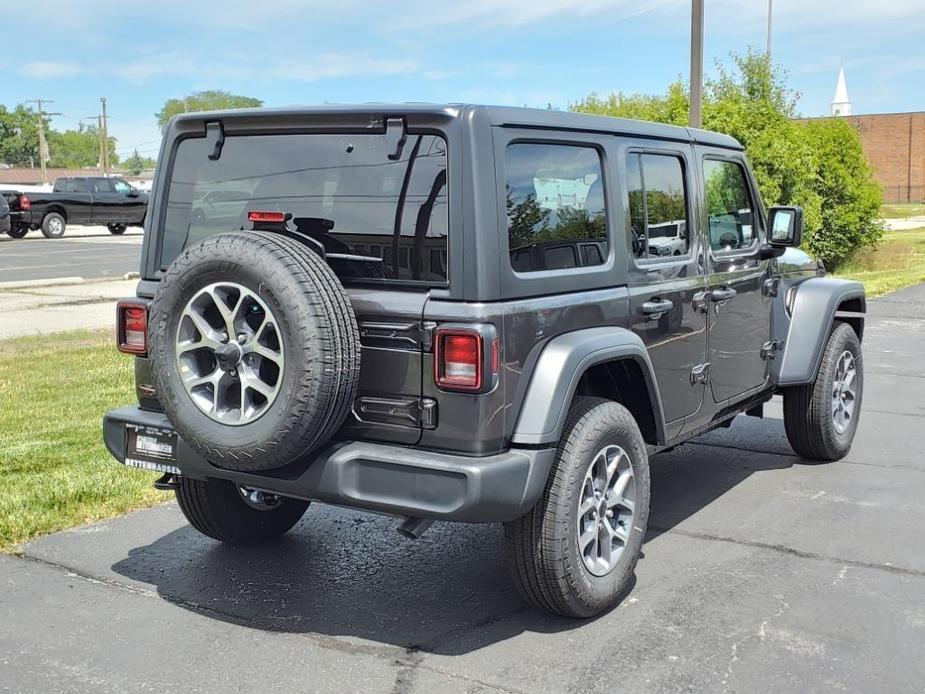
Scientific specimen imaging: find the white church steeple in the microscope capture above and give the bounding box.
[832,67,851,116]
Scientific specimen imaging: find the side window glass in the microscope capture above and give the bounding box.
[505,143,607,273]
[703,159,756,252]
[626,153,690,260]
[73,179,89,193]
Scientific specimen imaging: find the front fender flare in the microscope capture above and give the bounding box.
[511,327,666,445]
[775,278,865,386]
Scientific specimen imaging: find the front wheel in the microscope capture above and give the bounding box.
[783,321,863,461]
[175,477,309,545]
[41,212,66,239]
[504,397,650,618]
[107,223,127,235]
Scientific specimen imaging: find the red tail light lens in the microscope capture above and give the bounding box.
[248,211,287,223]
[117,300,148,354]
[435,329,482,391]
[20,194,31,211]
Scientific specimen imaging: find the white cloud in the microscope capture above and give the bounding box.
[19,61,85,79]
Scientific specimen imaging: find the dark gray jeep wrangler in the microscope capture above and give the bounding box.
[104,104,865,618]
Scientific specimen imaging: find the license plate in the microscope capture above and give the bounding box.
[125,423,180,475]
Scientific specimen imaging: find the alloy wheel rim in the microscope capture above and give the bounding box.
[175,282,284,426]
[50,218,63,233]
[831,350,857,434]
[577,444,636,576]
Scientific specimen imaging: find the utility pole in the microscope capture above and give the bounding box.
[80,116,105,173]
[767,0,773,60]
[100,97,110,174]
[689,0,704,129]
[26,99,62,185]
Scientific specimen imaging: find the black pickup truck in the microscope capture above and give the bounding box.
[3,176,148,239]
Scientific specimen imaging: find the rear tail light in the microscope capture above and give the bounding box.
[19,194,31,211]
[117,300,148,354]
[434,325,499,393]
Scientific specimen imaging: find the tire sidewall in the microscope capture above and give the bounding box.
[552,402,650,615]
[151,246,322,461]
[821,323,863,452]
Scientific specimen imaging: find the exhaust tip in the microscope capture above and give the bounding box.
[396,516,434,540]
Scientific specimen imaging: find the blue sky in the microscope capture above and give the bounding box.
[2,0,923,161]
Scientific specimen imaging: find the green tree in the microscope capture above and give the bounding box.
[570,49,883,266]
[802,118,883,264]
[123,149,156,175]
[0,105,42,166]
[46,124,118,169]
[156,90,263,132]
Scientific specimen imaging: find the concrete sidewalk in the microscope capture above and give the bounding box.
[0,278,136,340]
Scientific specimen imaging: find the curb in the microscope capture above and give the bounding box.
[0,272,138,291]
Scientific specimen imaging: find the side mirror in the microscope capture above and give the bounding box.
[127,187,140,198]
[767,206,803,247]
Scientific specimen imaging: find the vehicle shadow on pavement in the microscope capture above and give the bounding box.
[111,414,802,655]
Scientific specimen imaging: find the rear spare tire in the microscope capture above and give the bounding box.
[149,231,361,471]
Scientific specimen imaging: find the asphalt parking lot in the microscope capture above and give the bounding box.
[0,226,142,283]
[2,284,924,693]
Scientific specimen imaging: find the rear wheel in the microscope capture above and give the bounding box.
[41,212,66,239]
[504,397,650,618]
[107,223,127,235]
[783,321,863,461]
[175,477,309,545]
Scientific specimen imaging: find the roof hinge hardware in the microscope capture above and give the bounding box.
[205,121,225,161]
[385,117,408,160]
[761,340,783,361]
[690,362,711,385]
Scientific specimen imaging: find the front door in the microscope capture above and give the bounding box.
[623,143,707,425]
[701,154,773,403]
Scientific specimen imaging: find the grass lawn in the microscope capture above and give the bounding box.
[836,227,925,297]
[0,330,168,553]
[880,203,925,219]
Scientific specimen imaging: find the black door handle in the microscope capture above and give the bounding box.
[710,287,737,303]
[641,299,674,317]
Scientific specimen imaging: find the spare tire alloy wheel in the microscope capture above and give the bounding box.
[149,231,361,472]
[176,282,284,425]
[108,223,127,235]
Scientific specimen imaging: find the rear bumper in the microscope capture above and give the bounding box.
[103,406,555,523]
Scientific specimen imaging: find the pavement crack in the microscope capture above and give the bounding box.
[14,552,534,694]
[652,526,925,578]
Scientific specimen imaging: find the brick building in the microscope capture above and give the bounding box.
[799,69,925,203]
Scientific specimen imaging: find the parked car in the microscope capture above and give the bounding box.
[103,105,865,619]
[0,193,10,237]
[9,176,148,239]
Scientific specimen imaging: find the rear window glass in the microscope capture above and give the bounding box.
[159,133,448,284]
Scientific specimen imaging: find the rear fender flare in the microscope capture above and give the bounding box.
[511,327,666,445]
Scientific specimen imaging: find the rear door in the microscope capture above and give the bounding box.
[89,177,121,224]
[154,123,450,445]
[621,141,708,428]
[699,151,773,404]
